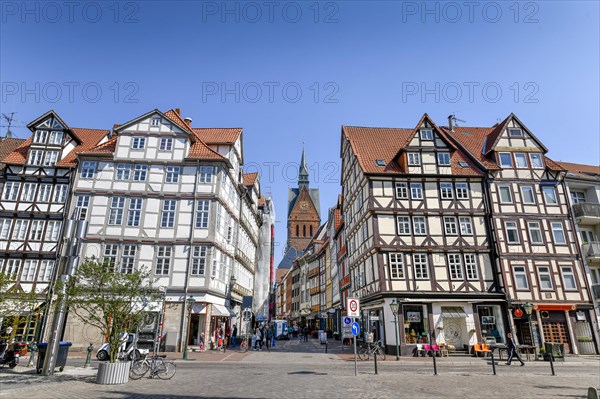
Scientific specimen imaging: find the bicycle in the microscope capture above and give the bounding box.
[358,340,386,361]
[129,355,176,380]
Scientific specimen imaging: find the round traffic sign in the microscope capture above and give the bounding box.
[349,299,358,313]
[351,322,360,336]
[343,317,351,325]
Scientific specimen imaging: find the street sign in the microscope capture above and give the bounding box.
[347,298,360,317]
[351,322,360,337]
[343,317,351,325]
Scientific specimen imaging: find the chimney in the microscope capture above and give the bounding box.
[184,117,192,127]
[175,108,181,115]
[448,114,454,132]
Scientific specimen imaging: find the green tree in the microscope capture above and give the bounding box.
[63,259,159,363]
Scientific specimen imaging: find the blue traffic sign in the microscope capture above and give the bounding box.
[351,322,360,336]
[343,317,351,325]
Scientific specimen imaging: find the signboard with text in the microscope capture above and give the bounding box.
[347,298,360,318]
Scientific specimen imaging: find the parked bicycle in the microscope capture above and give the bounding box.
[129,354,176,380]
[358,340,386,361]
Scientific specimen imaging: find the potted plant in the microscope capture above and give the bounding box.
[63,258,158,385]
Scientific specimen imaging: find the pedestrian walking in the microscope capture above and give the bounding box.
[506,332,525,366]
[251,327,257,350]
[270,324,276,348]
[225,325,231,347]
[232,325,238,347]
[254,327,262,351]
[263,325,270,352]
[304,326,309,342]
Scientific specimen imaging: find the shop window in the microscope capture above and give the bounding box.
[403,305,429,344]
[477,305,505,344]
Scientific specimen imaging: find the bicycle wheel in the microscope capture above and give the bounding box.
[156,361,176,380]
[129,360,148,380]
[358,347,370,361]
[376,347,386,361]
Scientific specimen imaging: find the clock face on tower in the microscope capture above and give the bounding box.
[300,201,308,210]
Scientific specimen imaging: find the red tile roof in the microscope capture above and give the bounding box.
[557,161,600,178]
[275,268,288,283]
[163,109,194,134]
[243,172,258,187]
[1,138,30,165]
[81,136,117,156]
[193,128,242,145]
[0,138,26,170]
[187,138,225,160]
[258,196,266,207]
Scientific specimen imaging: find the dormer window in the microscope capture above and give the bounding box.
[28,150,43,165]
[529,153,543,169]
[407,152,421,166]
[34,130,48,144]
[514,153,528,168]
[508,128,523,137]
[132,137,146,149]
[151,118,160,127]
[43,151,59,166]
[420,129,434,140]
[437,152,451,166]
[499,153,513,167]
[48,131,63,145]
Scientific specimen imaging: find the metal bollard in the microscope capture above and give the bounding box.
[84,343,93,368]
[374,351,378,375]
[325,341,328,354]
[549,353,555,376]
[27,342,37,367]
[432,350,437,375]
[490,351,497,375]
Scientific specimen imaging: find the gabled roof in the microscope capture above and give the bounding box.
[80,136,117,156]
[0,138,26,170]
[557,161,599,180]
[482,113,548,155]
[26,110,80,144]
[193,128,242,145]
[57,128,110,166]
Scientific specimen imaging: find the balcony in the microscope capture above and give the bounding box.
[573,203,600,225]
[583,242,600,263]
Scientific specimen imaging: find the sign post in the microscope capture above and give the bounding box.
[347,298,361,376]
[351,321,360,376]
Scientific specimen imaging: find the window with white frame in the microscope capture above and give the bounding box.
[108,197,125,225]
[410,183,423,200]
[76,195,90,220]
[455,183,469,199]
[396,216,411,235]
[28,150,43,165]
[413,254,429,279]
[570,191,586,204]
[121,245,137,274]
[537,266,553,290]
[127,198,143,227]
[0,219,12,240]
[542,186,558,204]
[3,259,21,279]
[499,153,513,167]
[151,118,160,127]
[551,222,566,244]
[80,161,97,179]
[408,152,421,166]
[529,153,543,169]
[48,131,63,145]
[527,221,544,244]
[464,254,478,280]
[156,245,173,275]
[508,128,523,137]
[395,182,408,199]
[22,260,38,281]
[505,221,519,243]
[199,166,214,183]
[437,152,451,166]
[38,260,54,281]
[165,166,180,183]
[444,216,458,235]
[29,220,44,241]
[3,182,20,201]
[103,244,118,270]
[561,266,577,290]
[459,216,473,235]
[520,186,536,204]
[13,220,29,240]
[115,164,131,180]
[43,151,59,166]
[133,165,148,181]
[420,129,433,140]
[38,184,51,202]
[448,254,463,279]
[192,245,208,275]
[161,200,177,228]
[440,182,453,199]
[159,137,173,151]
[413,216,427,235]
[53,185,68,203]
[45,220,61,241]
[131,137,146,149]
[34,130,48,144]
[196,200,210,228]
[499,186,513,203]
[389,253,404,279]
[21,183,36,202]
[513,265,529,289]
[514,153,528,168]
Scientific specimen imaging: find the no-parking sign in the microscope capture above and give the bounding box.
[347,297,360,317]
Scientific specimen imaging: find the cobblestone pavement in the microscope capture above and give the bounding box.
[2,338,599,399]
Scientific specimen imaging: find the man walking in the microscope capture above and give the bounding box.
[231,325,238,348]
[506,332,525,366]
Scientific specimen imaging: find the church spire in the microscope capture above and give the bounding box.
[298,146,309,188]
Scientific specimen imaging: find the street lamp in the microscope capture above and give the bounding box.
[389,299,400,361]
[523,302,535,350]
[183,295,196,360]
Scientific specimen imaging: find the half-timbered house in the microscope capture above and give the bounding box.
[341,114,505,355]
[0,111,108,341]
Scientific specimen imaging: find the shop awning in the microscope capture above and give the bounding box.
[211,304,234,317]
[441,306,468,318]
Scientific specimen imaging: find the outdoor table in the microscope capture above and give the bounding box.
[518,345,536,361]
[490,344,508,360]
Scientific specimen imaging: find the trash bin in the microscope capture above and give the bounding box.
[36,342,72,374]
[319,330,327,344]
[544,342,565,361]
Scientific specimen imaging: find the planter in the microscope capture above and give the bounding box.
[96,361,131,385]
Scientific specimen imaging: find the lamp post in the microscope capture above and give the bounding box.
[523,302,535,357]
[390,298,400,361]
[183,295,195,360]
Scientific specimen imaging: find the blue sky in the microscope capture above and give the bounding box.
[2,1,599,265]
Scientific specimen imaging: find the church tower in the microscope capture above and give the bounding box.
[277,148,321,268]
